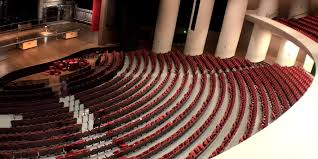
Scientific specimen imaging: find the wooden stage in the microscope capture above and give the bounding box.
[0,22,99,78]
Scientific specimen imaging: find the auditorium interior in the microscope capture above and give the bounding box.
[0,0,318,159]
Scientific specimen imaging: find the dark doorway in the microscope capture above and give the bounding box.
[0,0,36,31]
[75,0,93,10]
[0,0,6,20]
[6,0,38,22]
[209,0,228,32]
[311,63,316,76]
[45,7,59,22]
[117,0,159,51]
[173,0,194,45]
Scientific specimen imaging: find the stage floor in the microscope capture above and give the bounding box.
[0,22,99,78]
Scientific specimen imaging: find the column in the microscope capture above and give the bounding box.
[276,40,299,67]
[184,0,215,56]
[257,0,279,18]
[98,0,110,45]
[57,6,61,21]
[245,26,272,62]
[289,0,310,18]
[245,0,279,62]
[38,0,44,22]
[43,8,47,23]
[215,0,249,59]
[303,54,315,73]
[152,0,180,54]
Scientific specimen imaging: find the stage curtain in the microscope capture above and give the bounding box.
[92,0,102,32]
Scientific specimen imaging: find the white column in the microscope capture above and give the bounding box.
[289,0,310,18]
[246,26,272,63]
[57,6,61,21]
[184,0,215,56]
[215,0,249,59]
[38,0,44,21]
[276,40,300,67]
[152,0,180,54]
[257,0,279,18]
[245,0,279,62]
[303,54,315,73]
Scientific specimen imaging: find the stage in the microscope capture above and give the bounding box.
[0,22,100,78]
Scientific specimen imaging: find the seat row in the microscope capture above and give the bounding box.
[118,73,202,158]
[75,52,136,102]
[98,55,162,122]
[85,52,147,113]
[186,72,236,159]
[68,52,124,94]
[90,52,152,116]
[3,79,49,90]
[278,16,318,43]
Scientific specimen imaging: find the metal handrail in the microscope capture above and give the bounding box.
[0,28,81,49]
[0,18,61,34]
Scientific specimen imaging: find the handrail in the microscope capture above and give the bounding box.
[0,19,38,28]
[0,28,81,49]
[0,18,60,34]
[214,13,318,159]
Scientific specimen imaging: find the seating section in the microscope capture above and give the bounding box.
[67,52,124,94]
[3,79,49,90]
[45,58,90,76]
[60,65,93,82]
[0,50,313,159]
[277,15,318,43]
[0,78,53,102]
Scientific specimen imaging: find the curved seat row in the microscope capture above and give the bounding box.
[0,50,313,159]
[278,16,318,43]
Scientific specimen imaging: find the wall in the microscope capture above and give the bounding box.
[236,21,254,57]
[266,34,282,60]
[247,0,314,18]
[204,31,220,54]
[310,0,318,14]
[38,0,63,20]
[247,0,259,10]
[289,0,310,17]
[5,0,38,21]
[0,0,5,19]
